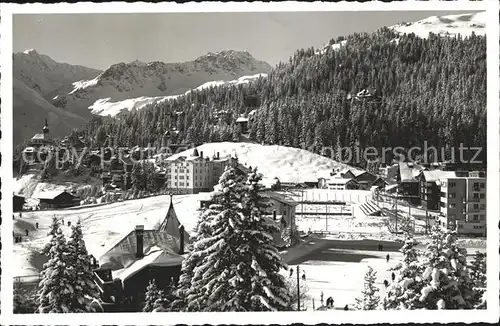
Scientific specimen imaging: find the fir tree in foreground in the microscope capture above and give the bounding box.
[37,228,74,313]
[143,280,162,312]
[384,226,483,310]
[355,266,380,310]
[469,251,486,288]
[66,219,101,312]
[42,216,61,256]
[172,204,222,311]
[178,167,291,311]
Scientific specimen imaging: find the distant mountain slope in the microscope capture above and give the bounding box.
[13,49,101,101]
[390,12,486,38]
[13,77,88,147]
[52,50,272,118]
[13,49,101,146]
[13,49,271,146]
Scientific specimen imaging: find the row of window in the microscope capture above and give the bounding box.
[443,202,485,209]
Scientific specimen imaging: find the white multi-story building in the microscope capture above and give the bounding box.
[163,148,239,194]
[438,176,486,236]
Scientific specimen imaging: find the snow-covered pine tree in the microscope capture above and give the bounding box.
[469,251,486,288]
[239,168,291,310]
[66,219,101,312]
[37,228,74,313]
[385,226,482,310]
[383,237,424,309]
[418,226,481,309]
[469,251,487,309]
[42,215,61,255]
[171,204,222,311]
[355,266,380,310]
[143,279,161,312]
[182,167,291,311]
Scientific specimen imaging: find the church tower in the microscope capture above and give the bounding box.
[42,118,49,140]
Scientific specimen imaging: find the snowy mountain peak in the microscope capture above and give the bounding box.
[51,50,272,117]
[23,48,39,55]
[390,12,486,39]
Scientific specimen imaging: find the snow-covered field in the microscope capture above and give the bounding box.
[289,247,403,310]
[89,73,267,116]
[390,12,486,39]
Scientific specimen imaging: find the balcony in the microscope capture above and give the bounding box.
[463,198,480,203]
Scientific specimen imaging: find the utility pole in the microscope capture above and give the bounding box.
[395,189,398,233]
[325,203,328,232]
[296,265,300,311]
[425,206,429,235]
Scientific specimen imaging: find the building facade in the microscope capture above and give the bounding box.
[164,148,238,194]
[438,177,486,236]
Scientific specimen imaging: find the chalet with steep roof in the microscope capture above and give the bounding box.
[93,225,185,311]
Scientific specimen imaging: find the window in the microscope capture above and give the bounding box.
[440,192,446,198]
[449,182,456,187]
[449,203,456,209]
[448,193,456,199]
[179,182,184,187]
[480,204,486,209]
[473,193,479,199]
[480,214,485,220]
[473,215,479,221]
[480,193,485,199]
[480,183,485,189]
[473,204,479,210]
[458,224,463,229]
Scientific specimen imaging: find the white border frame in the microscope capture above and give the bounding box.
[1,1,499,324]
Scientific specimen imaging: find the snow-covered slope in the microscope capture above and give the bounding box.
[89,73,267,117]
[314,12,485,57]
[13,49,101,146]
[13,77,88,146]
[53,50,271,117]
[167,142,359,186]
[390,12,486,39]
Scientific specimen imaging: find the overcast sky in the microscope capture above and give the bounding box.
[13,11,476,70]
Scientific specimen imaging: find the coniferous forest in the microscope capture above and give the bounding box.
[75,28,486,166]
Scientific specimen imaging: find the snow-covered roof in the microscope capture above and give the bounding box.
[263,192,298,207]
[398,162,423,183]
[36,190,75,200]
[31,133,45,140]
[112,246,184,282]
[327,178,357,185]
[236,117,249,123]
[159,198,191,242]
[421,170,457,182]
[23,147,35,153]
[385,184,399,192]
[99,228,181,271]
